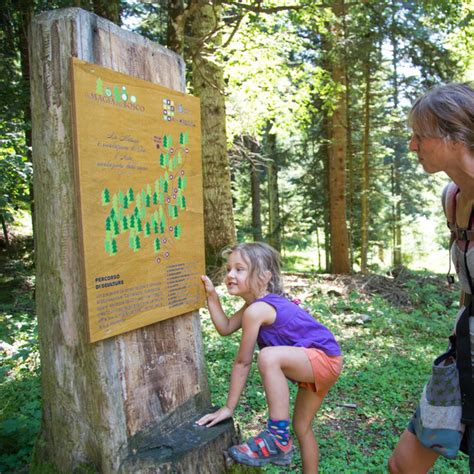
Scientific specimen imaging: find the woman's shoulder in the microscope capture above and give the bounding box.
[442,181,459,223]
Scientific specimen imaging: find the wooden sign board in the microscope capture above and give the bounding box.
[71,58,205,342]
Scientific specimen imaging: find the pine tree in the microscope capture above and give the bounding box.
[102,188,110,204]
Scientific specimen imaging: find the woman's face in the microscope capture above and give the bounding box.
[409,133,452,174]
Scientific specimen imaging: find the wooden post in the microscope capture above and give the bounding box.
[29,8,236,472]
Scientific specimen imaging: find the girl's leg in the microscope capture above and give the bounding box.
[293,387,325,474]
[388,429,439,473]
[257,346,315,420]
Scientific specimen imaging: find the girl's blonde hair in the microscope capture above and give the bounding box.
[408,82,474,151]
[223,242,284,296]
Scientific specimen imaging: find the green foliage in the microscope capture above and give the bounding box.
[201,269,467,472]
[0,128,31,236]
[0,238,40,473]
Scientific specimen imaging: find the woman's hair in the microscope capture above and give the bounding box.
[223,242,284,296]
[408,82,474,151]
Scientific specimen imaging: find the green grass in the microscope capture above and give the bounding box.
[201,271,469,473]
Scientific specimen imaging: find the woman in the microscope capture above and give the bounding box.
[388,82,474,473]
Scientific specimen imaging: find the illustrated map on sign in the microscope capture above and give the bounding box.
[71,58,205,343]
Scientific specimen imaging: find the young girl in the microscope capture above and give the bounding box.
[196,242,342,472]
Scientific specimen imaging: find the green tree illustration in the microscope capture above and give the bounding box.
[105,238,111,254]
[111,239,118,254]
[129,229,136,249]
[96,78,103,95]
[154,238,161,252]
[114,86,121,102]
[128,187,134,202]
[102,188,110,205]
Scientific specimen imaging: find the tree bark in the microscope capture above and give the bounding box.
[29,8,235,473]
[343,7,354,270]
[167,0,185,56]
[92,0,120,24]
[245,136,262,242]
[266,130,281,253]
[360,59,371,273]
[328,0,350,274]
[391,4,402,267]
[0,214,10,248]
[190,1,236,281]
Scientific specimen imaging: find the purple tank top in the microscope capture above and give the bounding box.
[253,294,341,356]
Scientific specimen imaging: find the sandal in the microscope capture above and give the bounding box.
[228,429,294,467]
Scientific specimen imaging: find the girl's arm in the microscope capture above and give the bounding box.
[201,275,246,335]
[196,303,271,427]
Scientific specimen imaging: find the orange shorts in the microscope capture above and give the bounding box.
[298,348,343,395]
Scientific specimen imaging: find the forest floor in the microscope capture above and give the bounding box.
[0,237,470,473]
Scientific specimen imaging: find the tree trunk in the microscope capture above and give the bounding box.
[167,0,185,56]
[360,59,371,273]
[16,0,35,240]
[391,5,402,267]
[29,8,235,473]
[190,1,236,281]
[343,7,354,270]
[328,0,350,274]
[266,131,281,253]
[0,214,10,248]
[322,113,331,272]
[246,136,262,242]
[92,0,120,24]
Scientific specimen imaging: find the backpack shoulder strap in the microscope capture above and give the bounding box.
[442,182,459,227]
[443,182,474,242]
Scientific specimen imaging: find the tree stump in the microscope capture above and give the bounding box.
[29,7,236,473]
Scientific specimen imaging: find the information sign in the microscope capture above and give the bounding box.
[71,58,205,342]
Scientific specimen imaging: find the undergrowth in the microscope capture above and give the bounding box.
[0,238,40,473]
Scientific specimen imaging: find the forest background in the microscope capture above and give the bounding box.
[0,0,473,472]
